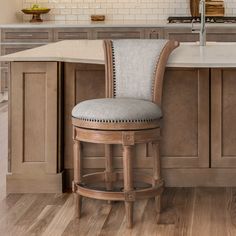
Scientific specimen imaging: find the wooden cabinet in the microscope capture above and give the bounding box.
[1,28,53,43]
[7,62,63,193]
[164,27,199,42]
[161,68,209,168]
[92,28,145,39]
[211,68,236,168]
[206,27,236,42]
[164,27,236,42]
[54,28,92,41]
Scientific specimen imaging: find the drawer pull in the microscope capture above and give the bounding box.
[110,33,126,37]
[63,34,77,37]
[18,34,34,37]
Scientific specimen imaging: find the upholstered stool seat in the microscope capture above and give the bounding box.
[72,98,162,130]
[72,39,179,229]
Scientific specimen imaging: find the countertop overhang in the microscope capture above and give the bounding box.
[1,40,236,68]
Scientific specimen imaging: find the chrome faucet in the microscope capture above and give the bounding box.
[191,0,206,46]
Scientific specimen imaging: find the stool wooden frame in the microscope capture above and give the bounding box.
[72,39,179,228]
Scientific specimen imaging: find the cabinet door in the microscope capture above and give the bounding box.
[8,62,62,193]
[164,27,236,42]
[161,68,210,168]
[164,28,199,42]
[211,69,236,167]
[54,28,92,41]
[207,27,236,42]
[1,28,53,43]
[92,28,145,39]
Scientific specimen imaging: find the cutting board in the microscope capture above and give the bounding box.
[190,0,225,17]
[190,0,200,17]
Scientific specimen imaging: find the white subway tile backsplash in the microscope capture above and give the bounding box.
[22,0,236,22]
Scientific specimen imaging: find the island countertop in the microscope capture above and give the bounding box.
[1,40,236,68]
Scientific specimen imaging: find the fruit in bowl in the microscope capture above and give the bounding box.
[22,4,50,23]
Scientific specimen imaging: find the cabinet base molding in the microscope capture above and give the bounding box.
[6,172,64,194]
[64,168,236,188]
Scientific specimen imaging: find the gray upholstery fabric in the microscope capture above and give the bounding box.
[112,39,168,101]
[72,98,162,122]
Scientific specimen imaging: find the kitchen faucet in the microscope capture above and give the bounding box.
[191,0,206,46]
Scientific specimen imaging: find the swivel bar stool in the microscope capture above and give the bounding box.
[72,39,179,228]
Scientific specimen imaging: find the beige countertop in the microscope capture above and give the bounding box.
[1,20,236,28]
[1,40,236,68]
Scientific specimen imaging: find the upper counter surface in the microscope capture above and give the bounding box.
[1,40,236,68]
[1,20,236,28]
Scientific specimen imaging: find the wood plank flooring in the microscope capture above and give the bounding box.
[1,104,236,235]
[0,188,235,235]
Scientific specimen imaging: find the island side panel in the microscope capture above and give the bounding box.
[161,68,209,168]
[211,68,236,167]
[7,62,63,193]
[64,65,210,187]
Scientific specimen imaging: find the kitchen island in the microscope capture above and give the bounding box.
[2,40,236,193]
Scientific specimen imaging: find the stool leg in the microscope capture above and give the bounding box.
[105,144,113,204]
[123,145,134,229]
[152,141,162,215]
[73,139,82,218]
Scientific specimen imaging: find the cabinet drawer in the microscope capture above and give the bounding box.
[93,28,145,39]
[1,28,53,42]
[164,28,199,42]
[54,28,91,41]
[1,44,45,56]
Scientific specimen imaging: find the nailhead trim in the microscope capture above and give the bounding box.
[111,40,117,98]
[75,117,156,123]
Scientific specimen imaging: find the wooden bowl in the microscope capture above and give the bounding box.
[91,15,105,22]
[22,9,51,23]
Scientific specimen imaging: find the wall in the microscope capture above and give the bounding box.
[0,0,22,23]
[22,0,236,22]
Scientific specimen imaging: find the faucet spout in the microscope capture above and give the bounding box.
[199,0,206,46]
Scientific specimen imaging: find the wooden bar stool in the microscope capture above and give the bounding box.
[72,39,179,228]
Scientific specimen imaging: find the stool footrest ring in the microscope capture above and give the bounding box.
[74,171,164,202]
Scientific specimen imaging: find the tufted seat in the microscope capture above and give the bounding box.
[72,98,162,130]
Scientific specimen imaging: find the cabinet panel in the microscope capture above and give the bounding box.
[164,28,199,42]
[164,27,236,42]
[10,62,59,173]
[211,69,236,167]
[64,65,209,170]
[64,63,106,169]
[54,28,91,41]
[92,28,145,39]
[1,28,53,43]
[206,27,236,42]
[161,68,210,168]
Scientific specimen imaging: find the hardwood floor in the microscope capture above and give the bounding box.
[1,104,236,235]
[0,188,235,235]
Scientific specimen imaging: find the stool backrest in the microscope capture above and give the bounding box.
[104,39,179,107]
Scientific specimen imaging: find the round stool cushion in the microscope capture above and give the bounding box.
[72,98,162,130]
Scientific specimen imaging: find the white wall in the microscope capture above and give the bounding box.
[0,0,22,23]
[22,0,236,22]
